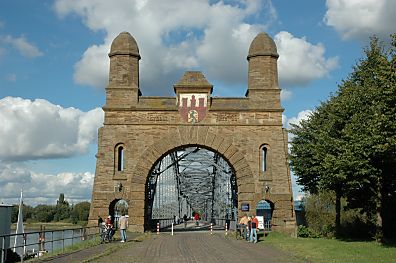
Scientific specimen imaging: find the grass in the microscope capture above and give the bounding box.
[12,221,86,230]
[262,232,396,263]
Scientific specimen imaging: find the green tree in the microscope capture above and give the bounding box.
[11,204,33,223]
[290,99,349,235]
[32,205,56,222]
[54,193,70,221]
[303,191,336,237]
[70,201,91,224]
[53,203,71,221]
[290,35,396,241]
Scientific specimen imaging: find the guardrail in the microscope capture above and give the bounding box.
[149,218,175,230]
[1,226,100,263]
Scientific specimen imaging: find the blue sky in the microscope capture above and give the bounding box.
[0,0,394,206]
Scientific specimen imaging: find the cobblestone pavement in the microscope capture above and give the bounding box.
[92,232,302,263]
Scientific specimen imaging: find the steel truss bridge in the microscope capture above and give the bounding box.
[145,146,238,228]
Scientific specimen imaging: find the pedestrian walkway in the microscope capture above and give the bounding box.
[90,232,302,263]
[162,220,224,232]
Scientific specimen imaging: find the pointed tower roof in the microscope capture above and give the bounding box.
[109,31,140,59]
[247,32,278,60]
[174,71,213,94]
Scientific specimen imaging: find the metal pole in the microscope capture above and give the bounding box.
[36,233,39,258]
[171,223,174,236]
[1,236,5,263]
[22,234,26,263]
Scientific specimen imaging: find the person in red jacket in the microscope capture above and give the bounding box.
[250,215,259,243]
[194,213,200,226]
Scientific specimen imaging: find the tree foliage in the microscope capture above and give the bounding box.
[11,204,33,223]
[70,201,91,224]
[301,192,375,239]
[290,35,396,241]
[11,194,91,224]
[32,204,56,222]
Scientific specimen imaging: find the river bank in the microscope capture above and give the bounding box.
[11,221,87,230]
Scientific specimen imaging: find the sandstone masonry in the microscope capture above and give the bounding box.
[88,31,296,234]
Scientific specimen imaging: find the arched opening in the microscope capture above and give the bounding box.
[260,144,269,173]
[256,200,274,231]
[145,145,238,231]
[109,199,129,229]
[117,146,124,171]
[261,146,267,172]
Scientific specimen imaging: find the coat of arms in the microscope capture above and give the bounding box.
[178,93,207,123]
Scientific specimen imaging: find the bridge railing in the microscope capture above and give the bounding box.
[150,218,272,233]
[150,218,175,229]
[212,218,237,230]
[1,226,99,263]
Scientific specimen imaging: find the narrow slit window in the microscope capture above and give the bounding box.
[118,146,124,171]
[261,146,267,172]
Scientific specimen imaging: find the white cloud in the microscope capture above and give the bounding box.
[0,162,94,206]
[73,44,109,89]
[0,35,43,58]
[53,1,338,93]
[53,0,274,94]
[280,89,292,101]
[275,31,339,86]
[324,0,396,40]
[0,163,32,185]
[0,97,104,161]
[284,109,313,154]
[286,109,313,129]
[282,114,287,127]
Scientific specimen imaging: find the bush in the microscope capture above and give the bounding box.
[297,225,321,238]
[303,192,335,237]
[70,201,90,224]
[303,192,376,239]
[339,208,375,239]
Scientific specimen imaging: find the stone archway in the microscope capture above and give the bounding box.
[126,127,255,232]
[88,31,296,235]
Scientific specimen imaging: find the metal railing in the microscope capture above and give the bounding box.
[1,226,99,263]
[212,218,236,230]
[150,218,175,230]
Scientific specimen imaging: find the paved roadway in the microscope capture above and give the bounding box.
[90,232,301,263]
[40,222,302,263]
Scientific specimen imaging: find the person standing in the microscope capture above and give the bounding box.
[183,214,188,228]
[250,215,259,243]
[247,216,252,241]
[239,214,249,240]
[194,213,200,226]
[118,213,128,242]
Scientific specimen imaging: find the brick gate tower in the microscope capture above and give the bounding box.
[88,31,296,234]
